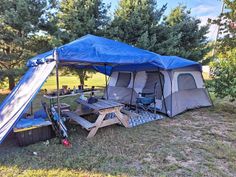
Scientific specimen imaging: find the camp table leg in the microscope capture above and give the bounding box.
[87,112,106,138]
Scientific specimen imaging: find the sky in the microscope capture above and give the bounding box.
[103,0,224,40]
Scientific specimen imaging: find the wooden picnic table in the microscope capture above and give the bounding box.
[64,98,129,138]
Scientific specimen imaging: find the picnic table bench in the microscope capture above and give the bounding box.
[64,98,129,138]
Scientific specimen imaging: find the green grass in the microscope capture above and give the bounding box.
[42,73,106,91]
[0,76,236,176]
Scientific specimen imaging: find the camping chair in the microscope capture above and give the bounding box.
[136,82,158,114]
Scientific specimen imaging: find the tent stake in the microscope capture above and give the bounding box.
[54,49,60,117]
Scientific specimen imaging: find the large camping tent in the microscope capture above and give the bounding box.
[106,65,212,117]
[0,34,212,144]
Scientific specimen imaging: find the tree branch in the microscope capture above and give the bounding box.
[0,61,9,69]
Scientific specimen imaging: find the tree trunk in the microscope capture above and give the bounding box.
[8,75,15,90]
[79,75,85,85]
[78,70,87,86]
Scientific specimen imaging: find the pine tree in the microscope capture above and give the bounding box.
[0,0,50,90]
[57,0,110,42]
[107,0,166,49]
[56,0,110,85]
[159,5,210,62]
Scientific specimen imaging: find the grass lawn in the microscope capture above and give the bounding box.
[0,76,236,176]
[42,72,106,91]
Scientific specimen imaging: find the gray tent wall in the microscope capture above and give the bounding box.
[107,67,212,117]
[168,67,212,116]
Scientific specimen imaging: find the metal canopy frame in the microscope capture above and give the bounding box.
[54,49,61,117]
[53,49,110,116]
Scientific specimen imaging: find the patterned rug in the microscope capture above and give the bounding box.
[105,110,165,127]
[127,110,164,127]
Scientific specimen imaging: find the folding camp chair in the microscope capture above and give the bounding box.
[136,82,158,114]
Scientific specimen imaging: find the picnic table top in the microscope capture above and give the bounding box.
[76,98,123,111]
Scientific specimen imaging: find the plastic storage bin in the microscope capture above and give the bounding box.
[14,124,54,146]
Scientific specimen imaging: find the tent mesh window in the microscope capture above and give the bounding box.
[143,71,164,99]
[115,72,131,87]
[178,73,197,91]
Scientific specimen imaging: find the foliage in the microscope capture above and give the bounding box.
[55,0,110,84]
[158,5,211,62]
[0,0,223,91]
[62,67,96,86]
[0,71,6,89]
[57,0,110,43]
[41,74,105,91]
[0,0,52,90]
[210,0,236,100]
[108,3,210,62]
[211,50,236,100]
[107,0,166,50]
[209,0,236,52]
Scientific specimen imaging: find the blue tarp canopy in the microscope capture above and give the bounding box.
[28,34,201,75]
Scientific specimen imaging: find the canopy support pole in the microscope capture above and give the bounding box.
[54,49,60,117]
[104,64,108,100]
[158,68,167,115]
[130,71,136,108]
[30,102,33,115]
[169,72,173,117]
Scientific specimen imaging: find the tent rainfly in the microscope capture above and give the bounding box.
[0,34,212,144]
